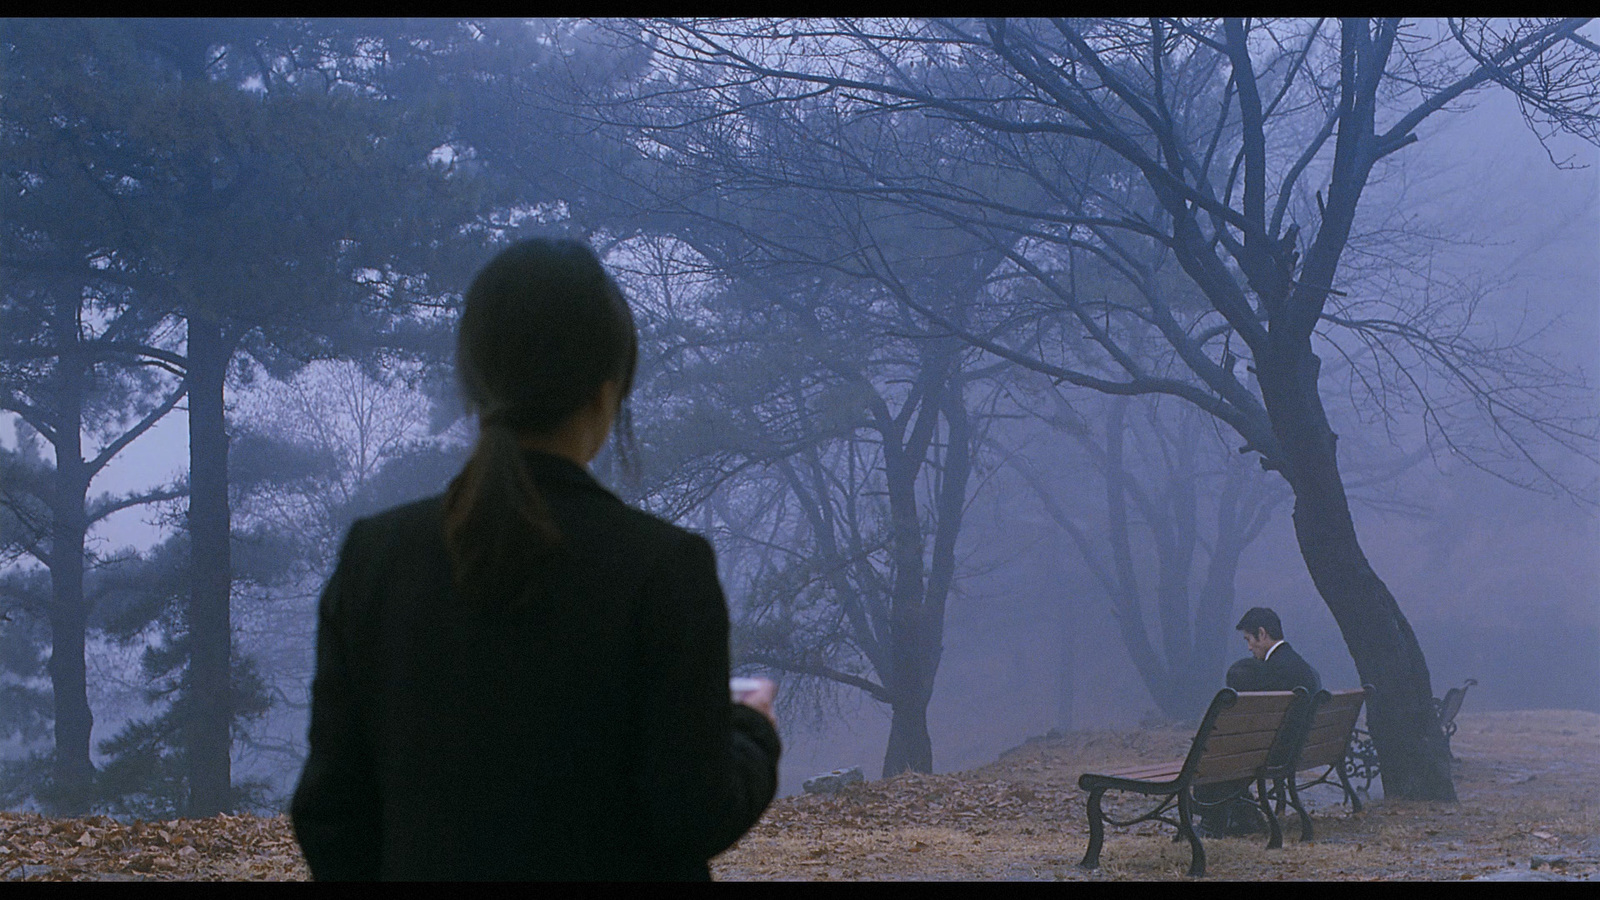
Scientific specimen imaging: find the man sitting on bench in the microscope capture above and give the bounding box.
[1200,606,1323,837]
[1227,607,1322,696]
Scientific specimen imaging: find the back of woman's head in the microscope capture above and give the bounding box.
[445,237,637,606]
[456,239,637,430]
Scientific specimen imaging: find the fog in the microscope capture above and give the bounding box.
[1,18,1595,815]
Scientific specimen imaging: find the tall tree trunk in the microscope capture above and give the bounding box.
[880,442,938,777]
[1056,605,1076,732]
[1188,525,1243,706]
[1258,344,1455,801]
[1155,428,1199,683]
[882,698,933,777]
[1184,460,1268,710]
[46,341,94,810]
[878,367,969,777]
[185,317,235,816]
[1100,401,1190,720]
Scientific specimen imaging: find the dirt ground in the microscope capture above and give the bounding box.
[3,708,1597,881]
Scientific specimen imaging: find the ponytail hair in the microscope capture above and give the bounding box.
[444,238,638,607]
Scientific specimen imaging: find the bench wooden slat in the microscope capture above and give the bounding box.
[1293,690,1367,768]
[1196,748,1279,782]
[1078,688,1313,878]
[1313,705,1365,725]
[1300,723,1358,750]
[1262,686,1372,846]
[1302,729,1352,747]
[1313,701,1364,719]
[1089,762,1185,781]
[1202,728,1282,756]
[1208,707,1299,736]
[1305,718,1359,741]
[1296,739,1353,768]
[1298,731,1348,755]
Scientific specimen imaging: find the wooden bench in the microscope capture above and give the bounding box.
[1436,677,1478,755]
[1078,688,1308,878]
[1260,686,1371,846]
[1343,678,1476,792]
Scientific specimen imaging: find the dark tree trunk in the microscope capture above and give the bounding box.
[1184,458,1273,709]
[46,341,95,809]
[882,699,934,777]
[1100,401,1197,721]
[878,480,940,779]
[1154,429,1199,686]
[1056,608,1076,732]
[185,317,235,816]
[878,594,947,777]
[1257,343,1455,801]
[878,365,969,777]
[1188,522,1244,701]
[1102,406,1169,715]
[880,446,936,777]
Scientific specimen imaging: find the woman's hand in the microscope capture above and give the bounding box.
[731,677,778,728]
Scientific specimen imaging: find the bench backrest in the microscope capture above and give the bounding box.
[1187,689,1305,786]
[1294,687,1370,772]
[1437,678,1476,725]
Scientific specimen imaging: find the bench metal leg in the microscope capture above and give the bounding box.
[1337,761,1363,814]
[1259,774,1284,850]
[1176,790,1206,878]
[1079,787,1106,870]
[1286,776,1312,842]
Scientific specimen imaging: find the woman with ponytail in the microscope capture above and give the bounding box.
[291,238,781,881]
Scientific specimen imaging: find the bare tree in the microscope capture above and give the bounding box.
[1008,387,1290,720]
[619,228,992,777]
[494,57,1029,775]
[601,17,1600,799]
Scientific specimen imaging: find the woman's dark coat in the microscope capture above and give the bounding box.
[290,452,780,881]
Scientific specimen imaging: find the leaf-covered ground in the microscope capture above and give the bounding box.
[0,812,306,881]
[4,709,1597,881]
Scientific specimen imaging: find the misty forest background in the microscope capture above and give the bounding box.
[2,18,1597,819]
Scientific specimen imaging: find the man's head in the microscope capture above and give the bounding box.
[1236,607,1284,660]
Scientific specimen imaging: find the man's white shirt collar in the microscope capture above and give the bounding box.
[1264,639,1285,661]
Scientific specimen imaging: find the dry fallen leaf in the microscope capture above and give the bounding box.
[3,710,1599,882]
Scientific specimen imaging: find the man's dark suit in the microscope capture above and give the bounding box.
[1203,640,1323,836]
[290,452,780,881]
[1226,641,1322,694]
